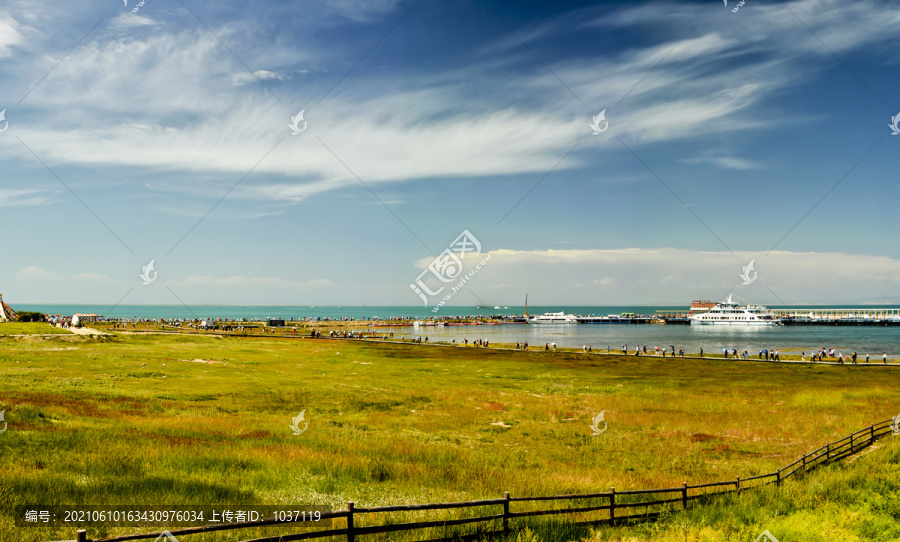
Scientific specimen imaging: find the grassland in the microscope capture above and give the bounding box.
[0,322,73,335]
[1,326,898,541]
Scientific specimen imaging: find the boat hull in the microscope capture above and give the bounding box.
[690,320,782,326]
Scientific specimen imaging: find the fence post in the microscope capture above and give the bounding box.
[609,487,616,526]
[871,424,875,443]
[735,476,740,495]
[850,432,854,452]
[826,443,830,460]
[802,453,807,471]
[503,492,510,532]
[346,502,354,542]
[76,530,86,542]
[776,468,781,487]
[682,482,687,509]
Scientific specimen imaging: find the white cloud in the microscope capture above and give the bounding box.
[435,248,900,305]
[0,13,24,57]
[5,0,900,210]
[108,12,159,29]
[230,69,285,87]
[681,155,760,170]
[324,0,406,22]
[0,188,53,207]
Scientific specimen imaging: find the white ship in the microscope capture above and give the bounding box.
[689,295,782,326]
[527,311,579,324]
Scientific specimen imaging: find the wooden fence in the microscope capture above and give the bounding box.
[72,419,896,542]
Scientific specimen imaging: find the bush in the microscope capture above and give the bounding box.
[16,311,45,323]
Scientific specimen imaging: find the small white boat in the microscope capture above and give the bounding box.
[528,311,578,324]
[690,294,782,326]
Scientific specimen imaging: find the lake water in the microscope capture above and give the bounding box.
[392,323,900,358]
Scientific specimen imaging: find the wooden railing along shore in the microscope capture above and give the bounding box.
[63,418,897,542]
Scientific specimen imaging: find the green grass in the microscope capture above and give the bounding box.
[1,332,898,541]
[0,322,72,335]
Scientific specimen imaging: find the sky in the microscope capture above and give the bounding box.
[1,0,899,308]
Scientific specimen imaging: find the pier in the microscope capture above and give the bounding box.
[654,308,900,325]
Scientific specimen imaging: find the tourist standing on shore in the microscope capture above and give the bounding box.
[699,347,703,357]
[866,352,870,363]
[884,352,888,363]
[852,352,857,364]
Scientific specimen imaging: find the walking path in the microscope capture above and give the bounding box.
[68,326,110,336]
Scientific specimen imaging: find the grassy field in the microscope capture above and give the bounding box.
[0,322,73,335]
[1,328,898,541]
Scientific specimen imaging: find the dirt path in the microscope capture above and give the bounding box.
[69,326,111,336]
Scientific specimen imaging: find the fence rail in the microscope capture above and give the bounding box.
[73,419,896,542]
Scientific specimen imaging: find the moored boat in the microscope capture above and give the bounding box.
[689,295,782,326]
[527,311,578,324]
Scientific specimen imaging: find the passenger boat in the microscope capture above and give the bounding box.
[689,295,782,326]
[527,311,579,324]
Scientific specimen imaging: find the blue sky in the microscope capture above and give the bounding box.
[1,0,899,307]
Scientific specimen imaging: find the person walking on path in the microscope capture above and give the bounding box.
[884,352,888,364]
[699,347,703,357]
[852,352,857,364]
[801,351,805,362]
[866,352,870,363]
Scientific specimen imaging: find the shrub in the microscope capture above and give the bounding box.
[16,311,45,323]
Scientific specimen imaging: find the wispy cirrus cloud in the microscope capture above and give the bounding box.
[0,188,53,207]
[3,0,899,210]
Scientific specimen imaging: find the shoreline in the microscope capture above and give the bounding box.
[90,324,899,366]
